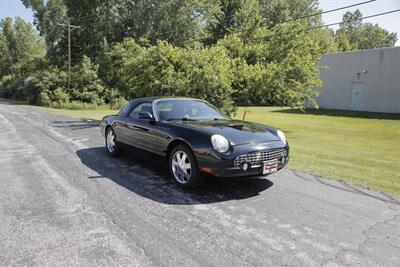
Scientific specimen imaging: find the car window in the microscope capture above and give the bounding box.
[129,102,153,119]
[118,103,131,116]
[157,99,226,121]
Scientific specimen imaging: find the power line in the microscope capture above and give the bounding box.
[283,8,400,36]
[279,0,376,24]
[184,8,400,47]
[61,5,400,57]
[62,6,399,85]
[65,0,377,42]
[67,7,400,52]
[125,0,378,39]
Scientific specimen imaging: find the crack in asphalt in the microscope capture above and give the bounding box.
[330,212,400,266]
[292,170,400,205]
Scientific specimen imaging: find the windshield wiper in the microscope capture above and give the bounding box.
[166,117,198,121]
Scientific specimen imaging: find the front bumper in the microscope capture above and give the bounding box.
[195,141,289,178]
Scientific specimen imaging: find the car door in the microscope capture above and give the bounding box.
[125,102,172,155]
[124,102,156,151]
[112,103,133,145]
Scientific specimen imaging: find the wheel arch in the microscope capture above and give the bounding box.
[166,138,195,161]
[105,124,112,135]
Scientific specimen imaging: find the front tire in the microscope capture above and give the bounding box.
[169,144,204,188]
[105,127,121,156]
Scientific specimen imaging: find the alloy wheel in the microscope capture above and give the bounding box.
[106,129,116,153]
[171,150,192,184]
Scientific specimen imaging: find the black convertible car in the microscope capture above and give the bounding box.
[100,97,289,188]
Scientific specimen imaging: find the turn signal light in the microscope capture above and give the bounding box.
[200,167,213,174]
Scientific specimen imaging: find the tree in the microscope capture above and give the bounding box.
[0,32,12,78]
[259,0,321,27]
[0,17,45,79]
[206,0,264,44]
[22,0,213,63]
[335,31,354,52]
[358,23,397,49]
[22,0,69,65]
[70,56,104,104]
[310,28,338,54]
[336,9,398,51]
[108,39,236,114]
[220,21,321,108]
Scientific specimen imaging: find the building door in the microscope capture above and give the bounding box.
[351,83,366,111]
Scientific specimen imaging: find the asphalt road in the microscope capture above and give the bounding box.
[0,99,399,267]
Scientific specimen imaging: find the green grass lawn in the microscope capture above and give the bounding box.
[24,103,400,195]
[31,105,118,121]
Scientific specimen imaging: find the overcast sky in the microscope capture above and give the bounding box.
[0,0,399,45]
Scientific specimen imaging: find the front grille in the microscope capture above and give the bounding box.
[234,148,287,167]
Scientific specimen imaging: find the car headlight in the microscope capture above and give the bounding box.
[211,134,230,153]
[277,130,287,144]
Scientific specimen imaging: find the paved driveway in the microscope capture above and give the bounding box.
[0,99,399,266]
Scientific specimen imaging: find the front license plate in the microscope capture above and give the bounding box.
[263,159,278,174]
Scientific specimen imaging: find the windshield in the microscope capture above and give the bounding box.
[157,99,227,121]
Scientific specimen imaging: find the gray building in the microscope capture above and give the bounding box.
[314,46,400,113]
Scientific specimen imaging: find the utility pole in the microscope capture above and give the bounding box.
[57,21,80,91]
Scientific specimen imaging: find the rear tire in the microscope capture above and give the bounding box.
[169,144,204,189]
[105,127,121,156]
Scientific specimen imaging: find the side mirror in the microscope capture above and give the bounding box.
[138,112,154,120]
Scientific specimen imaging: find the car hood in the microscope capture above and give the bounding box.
[176,119,281,146]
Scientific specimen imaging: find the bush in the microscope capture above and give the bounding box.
[109,39,236,114]
[31,57,107,107]
[70,56,105,105]
[53,88,70,104]
[37,91,51,106]
[31,66,68,106]
[219,25,321,108]
[109,97,128,110]
[0,75,32,101]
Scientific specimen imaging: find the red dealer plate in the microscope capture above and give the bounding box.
[263,159,278,174]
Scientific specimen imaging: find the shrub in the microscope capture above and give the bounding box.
[31,66,68,106]
[0,75,16,98]
[109,97,128,110]
[70,56,104,104]
[109,39,236,114]
[37,91,51,106]
[220,25,321,108]
[53,88,70,104]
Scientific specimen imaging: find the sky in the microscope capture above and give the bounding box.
[319,0,400,45]
[0,0,399,45]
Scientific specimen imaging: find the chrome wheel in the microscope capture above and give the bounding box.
[171,150,192,184]
[106,129,116,153]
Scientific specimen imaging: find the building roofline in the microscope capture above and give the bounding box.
[322,46,400,56]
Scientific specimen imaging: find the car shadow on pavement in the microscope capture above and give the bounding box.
[52,120,99,130]
[76,147,273,205]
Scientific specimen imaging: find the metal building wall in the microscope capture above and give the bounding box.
[315,47,400,113]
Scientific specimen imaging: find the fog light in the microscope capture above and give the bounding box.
[241,162,249,171]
